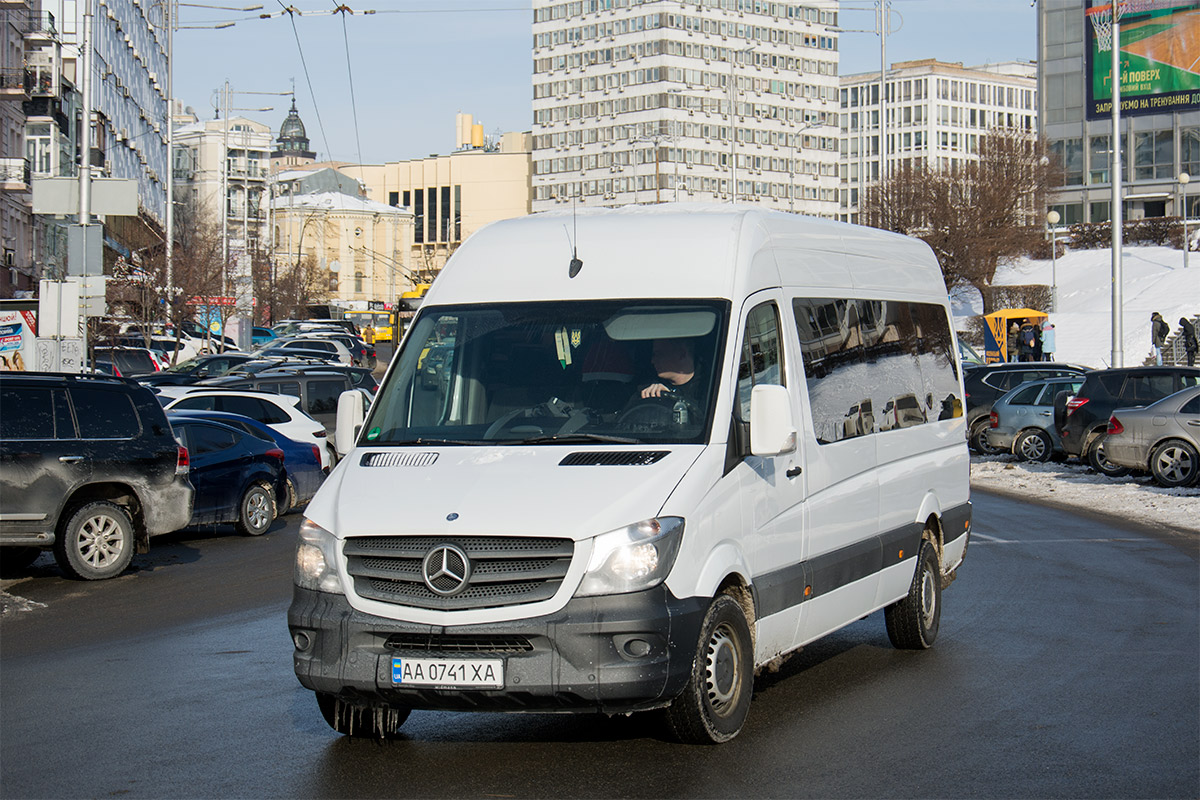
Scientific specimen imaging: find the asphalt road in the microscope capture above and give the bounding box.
[1,492,1197,799]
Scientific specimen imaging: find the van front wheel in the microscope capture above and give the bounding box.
[665,593,753,745]
[885,540,941,650]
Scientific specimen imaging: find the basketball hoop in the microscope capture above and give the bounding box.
[1087,0,1159,51]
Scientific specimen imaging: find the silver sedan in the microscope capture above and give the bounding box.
[1103,385,1200,488]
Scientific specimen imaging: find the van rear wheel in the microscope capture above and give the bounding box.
[664,593,753,744]
[316,692,410,739]
[885,540,941,650]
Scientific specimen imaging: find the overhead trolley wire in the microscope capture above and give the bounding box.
[276,0,333,160]
[333,2,364,169]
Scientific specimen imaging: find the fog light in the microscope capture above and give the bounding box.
[293,631,312,651]
[621,637,652,658]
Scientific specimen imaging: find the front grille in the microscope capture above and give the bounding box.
[344,535,574,611]
[383,634,534,654]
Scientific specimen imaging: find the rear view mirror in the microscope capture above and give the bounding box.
[335,389,368,456]
[749,384,797,457]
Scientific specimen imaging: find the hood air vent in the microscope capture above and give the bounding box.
[559,451,670,466]
[361,451,439,468]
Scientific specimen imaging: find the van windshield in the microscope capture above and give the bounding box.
[364,300,729,446]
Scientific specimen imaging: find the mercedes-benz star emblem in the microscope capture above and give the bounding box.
[422,544,471,596]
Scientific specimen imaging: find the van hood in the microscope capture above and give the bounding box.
[307,446,702,542]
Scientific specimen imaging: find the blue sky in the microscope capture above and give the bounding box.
[174,0,1037,165]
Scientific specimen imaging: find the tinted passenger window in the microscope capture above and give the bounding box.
[189,424,239,454]
[308,380,344,415]
[71,387,139,438]
[794,298,961,444]
[1009,384,1042,405]
[1123,374,1176,403]
[172,395,217,412]
[0,387,55,439]
[1181,395,1200,414]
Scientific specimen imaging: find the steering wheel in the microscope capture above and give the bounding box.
[617,402,674,428]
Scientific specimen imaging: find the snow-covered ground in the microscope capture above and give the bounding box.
[951,244,1199,369]
[971,454,1199,534]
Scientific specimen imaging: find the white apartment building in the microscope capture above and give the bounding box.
[172,108,273,250]
[532,0,842,214]
[839,59,1038,224]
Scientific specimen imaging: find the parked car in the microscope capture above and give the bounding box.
[136,353,256,387]
[0,373,194,580]
[166,409,325,512]
[92,347,161,377]
[223,363,379,394]
[1060,366,1200,476]
[259,337,353,365]
[985,376,1085,461]
[166,414,286,535]
[200,371,353,437]
[255,343,342,364]
[296,331,376,369]
[964,362,1090,454]
[1102,385,1200,488]
[273,318,359,337]
[156,387,332,469]
[252,327,277,347]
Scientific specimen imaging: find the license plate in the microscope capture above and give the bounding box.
[391,657,503,689]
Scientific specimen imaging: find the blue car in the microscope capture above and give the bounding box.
[167,409,325,513]
[166,414,287,535]
[252,327,277,347]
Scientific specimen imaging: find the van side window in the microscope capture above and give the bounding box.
[71,387,140,439]
[736,302,783,421]
[794,298,961,444]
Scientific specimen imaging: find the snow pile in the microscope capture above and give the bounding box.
[952,245,1199,369]
[971,454,1200,534]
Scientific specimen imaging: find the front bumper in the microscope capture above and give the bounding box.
[288,585,707,714]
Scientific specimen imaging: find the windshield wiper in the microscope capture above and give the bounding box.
[505,433,642,445]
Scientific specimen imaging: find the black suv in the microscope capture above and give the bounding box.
[0,373,194,579]
[964,362,1090,454]
[1060,366,1200,475]
[136,353,255,386]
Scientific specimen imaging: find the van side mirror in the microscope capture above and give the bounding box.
[749,384,797,457]
[335,389,368,456]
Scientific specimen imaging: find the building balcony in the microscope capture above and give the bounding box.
[0,68,29,99]
[0,157,31,191]
[25,11,58,40]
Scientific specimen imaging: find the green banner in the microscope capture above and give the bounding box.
[1087,3,1200,119]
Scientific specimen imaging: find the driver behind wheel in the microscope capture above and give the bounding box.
[632,338,705,427]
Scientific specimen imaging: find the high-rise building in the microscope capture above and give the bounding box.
[839,59,1037,224]
[1038,0,1199,224]
[531,0,841,214]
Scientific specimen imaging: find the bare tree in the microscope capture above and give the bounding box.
[862,128,1059,315]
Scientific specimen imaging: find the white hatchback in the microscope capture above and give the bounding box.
[157,387,332,469]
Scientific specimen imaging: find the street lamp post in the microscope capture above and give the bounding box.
[728,44,756,203]
[1046,210,1060,313]
[1180,172,1191,270]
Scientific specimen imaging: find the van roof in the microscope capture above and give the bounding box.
[424,204,944,307]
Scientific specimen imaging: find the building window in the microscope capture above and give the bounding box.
[414,190,424,243]
[1134,130,1173,181]
[1089,135,1109,184]
[427,187,437,244]
[1049,138,1083,186]
[388,191,399,206]
[1181,127,1200,176]
[354,272,364,293]
[440,186,451,241]
[454,185,461,240]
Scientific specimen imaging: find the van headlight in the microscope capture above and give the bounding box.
[295,518,344,594]
[575,517,684,597]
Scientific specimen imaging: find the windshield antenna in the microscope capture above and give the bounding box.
[566,193,583,278]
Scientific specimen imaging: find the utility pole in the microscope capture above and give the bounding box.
[165,0,174,327]
[1110,1,1124,368]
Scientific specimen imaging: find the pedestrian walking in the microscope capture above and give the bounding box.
[1151,312,1169,365]
[1180,317,1198,367]
[1041,322,1056,362]
[1007,322,1020,362]
[1032,322,1044,362]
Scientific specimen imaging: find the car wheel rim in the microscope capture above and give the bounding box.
[1156,447,1193,483]
[920,563,938,628]
[77,514,124,568]
[247,492,270,530]
[705,623,741,716]
[1020,435,1046,460]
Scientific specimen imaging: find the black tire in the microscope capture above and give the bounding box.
[969,418,1000,455]
[53,501,135,581]
[1013,428,1053,462]
[1086,434,1131,478]
[1149,439,1200,488]
[664,593,754,745]
[885,540,941,650]
[0,546,42,577]
[235,482,275,536]
[281,476,297,515]
[316,692,410,739]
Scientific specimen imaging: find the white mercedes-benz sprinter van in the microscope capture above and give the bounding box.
[290,206,971,744]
